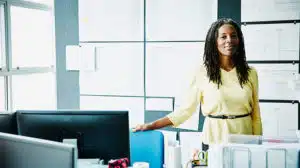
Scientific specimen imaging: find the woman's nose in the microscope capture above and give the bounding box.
[226,37,232,43]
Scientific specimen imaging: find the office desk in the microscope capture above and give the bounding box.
[78,159,132,168]
[78,159,207,168]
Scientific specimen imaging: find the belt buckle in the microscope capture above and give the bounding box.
[227,115,236,119]
[221,115,227,119]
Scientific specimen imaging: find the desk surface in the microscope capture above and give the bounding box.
[77,159,207,168]
[78,160,132,168]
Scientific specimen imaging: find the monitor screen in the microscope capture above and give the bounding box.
[0,112,18,134]
[16,110,130,164]
[0,132,76,168]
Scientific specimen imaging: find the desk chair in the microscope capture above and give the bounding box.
[130,130,164,168]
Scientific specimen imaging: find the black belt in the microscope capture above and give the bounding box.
[207,113,250,119]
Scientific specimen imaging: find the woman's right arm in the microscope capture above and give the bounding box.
[133,66,204,132]
[132,116,173,132]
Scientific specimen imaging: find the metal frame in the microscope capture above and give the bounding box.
[229,146,252,168]
[7,0,51,11]
[242,20,300,25]
[0,67,54,76]
[80,94,176,111]
[227,146,288,168]
[4,1,12,111]
[80,40,206,44]
[266,148,287,168]
[0,1,6,111]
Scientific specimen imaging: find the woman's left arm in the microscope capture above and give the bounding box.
[251,68,263,135]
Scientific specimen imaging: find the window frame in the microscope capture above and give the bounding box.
[0,0,56,112]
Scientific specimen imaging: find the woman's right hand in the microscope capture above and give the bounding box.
[132,123,152,132]
[132,117,173,132]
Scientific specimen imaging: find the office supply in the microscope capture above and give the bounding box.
[262,136,299,144]
[108,158,129,168]
[77,161,134,168]
[78,159,103,165]
[16,110,130,164]
[179,132,203,167]
[66,45,97,71]
[130,130,164,168]
[0,132,77,168]
[167,141,182,168]
[158,130,177,168]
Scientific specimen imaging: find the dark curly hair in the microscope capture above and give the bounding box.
[203,18,250,88]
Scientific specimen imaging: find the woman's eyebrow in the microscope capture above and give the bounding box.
[219,32,237,35]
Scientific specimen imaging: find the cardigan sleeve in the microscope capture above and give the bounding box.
[250,68,263,135]
[167,67,203,127]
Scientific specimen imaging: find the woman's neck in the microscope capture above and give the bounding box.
[220,56,234,71]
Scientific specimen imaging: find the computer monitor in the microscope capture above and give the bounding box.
[0,132,77,168]
[16,110,130,164]
[0,112,18,134]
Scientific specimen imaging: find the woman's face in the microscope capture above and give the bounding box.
[216,24,239,57]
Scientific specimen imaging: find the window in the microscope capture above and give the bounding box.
[0,4,5,68]
[0,3,5,111]
[10,6,54,68]
[0,2,56,112]
[12,72,56,111]
[0,77,5,111]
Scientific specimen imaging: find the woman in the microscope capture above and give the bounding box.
[133,18,262,150]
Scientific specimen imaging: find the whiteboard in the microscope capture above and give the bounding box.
[146,0,217,41]
[242,0,300,21]
[260,101,298,138]
[249,64,299,100]
[242,23,299,61]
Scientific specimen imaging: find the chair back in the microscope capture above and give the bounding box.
[130,130,164,168]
